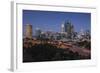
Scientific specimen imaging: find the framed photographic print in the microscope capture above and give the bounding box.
[11,1,97,71]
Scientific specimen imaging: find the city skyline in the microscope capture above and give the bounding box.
[23,10,91,35]
[23,10,91,62]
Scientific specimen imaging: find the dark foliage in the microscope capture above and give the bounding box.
[23,44,90,62]
[76,41,91,49]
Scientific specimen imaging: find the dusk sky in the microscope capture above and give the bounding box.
[23,10,91,35]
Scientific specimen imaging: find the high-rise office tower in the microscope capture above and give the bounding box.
[25,24,33,39]
[61,20,74,39]
[35,28,42,38]
[61,23,65,33]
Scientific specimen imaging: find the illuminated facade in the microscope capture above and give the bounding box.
[25,24,33,39]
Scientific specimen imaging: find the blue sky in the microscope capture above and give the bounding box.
[23,10,91,35]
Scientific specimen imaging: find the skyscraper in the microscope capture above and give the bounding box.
[25,24,33,39]
[61,23,65,33]
[35,28,42,39]
[61,20,74,39]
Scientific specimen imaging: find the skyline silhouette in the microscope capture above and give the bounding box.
[23,10,91,35]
